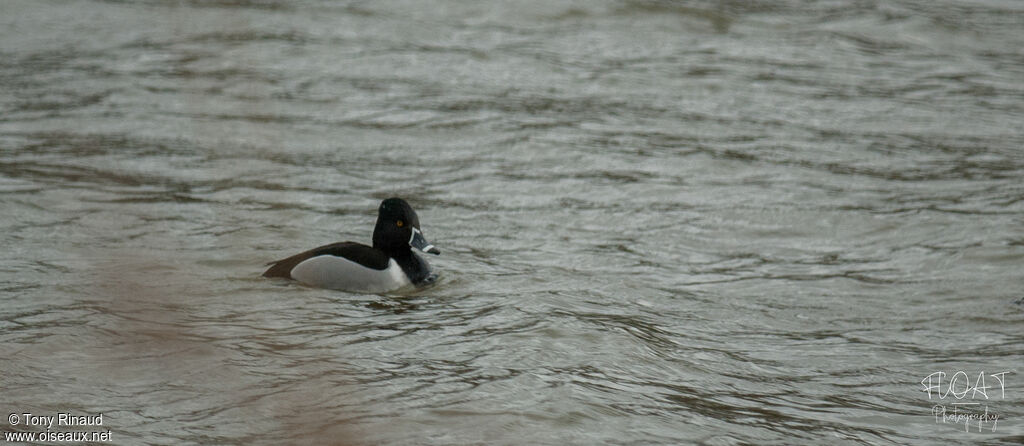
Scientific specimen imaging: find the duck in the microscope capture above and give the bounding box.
[263,197,440,293]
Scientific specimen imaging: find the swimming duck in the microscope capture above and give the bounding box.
[263,197,440,292]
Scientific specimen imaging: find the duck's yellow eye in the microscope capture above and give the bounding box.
[396,220,404,228]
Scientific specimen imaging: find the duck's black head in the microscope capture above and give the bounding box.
[372,197,441,256]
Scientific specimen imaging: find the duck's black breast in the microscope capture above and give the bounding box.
[263,242,390,278]
[393,251,436,285]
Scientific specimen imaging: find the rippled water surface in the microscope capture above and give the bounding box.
[2,1,1023,444]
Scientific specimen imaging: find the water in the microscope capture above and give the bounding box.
[1,0,1022,444]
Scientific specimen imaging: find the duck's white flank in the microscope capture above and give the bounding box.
[289,256,411,293]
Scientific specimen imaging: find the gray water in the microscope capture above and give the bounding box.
[2,1,1022,444]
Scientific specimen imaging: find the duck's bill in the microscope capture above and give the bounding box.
[409,228,441,255]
